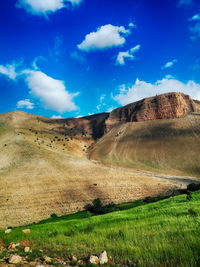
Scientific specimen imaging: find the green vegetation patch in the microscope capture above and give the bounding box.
[1,191,200,266]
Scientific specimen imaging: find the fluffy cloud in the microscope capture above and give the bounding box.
[23,70,79,113]
[77,24,131,51]
[0,63,18,80]
[51,115,62,119]
[17,99,34,109]
[178,0,193,6]
[113,77,200,106]
[162,59,177,69]
[17,0,83,16]
[0,62,79,113]
[116,44,141,65]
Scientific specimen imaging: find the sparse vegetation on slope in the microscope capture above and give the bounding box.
[1,190,200,266]
[89,114,200,176]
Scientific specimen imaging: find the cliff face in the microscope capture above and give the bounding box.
[106,92,200,131]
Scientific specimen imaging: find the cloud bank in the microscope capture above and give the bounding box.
[189,14,200,40]
[17,0,83,16]
[113,77,200,106]
[78,24,131,51]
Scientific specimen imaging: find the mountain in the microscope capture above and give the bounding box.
[105,92,200,131]
[0,92,200,228]
[89,92,200,176]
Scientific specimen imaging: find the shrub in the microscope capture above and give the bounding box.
[85,198,117,215]
[187,183,200,192]
[51,213,58,218]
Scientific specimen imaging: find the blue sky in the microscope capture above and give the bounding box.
[0,0,200,118]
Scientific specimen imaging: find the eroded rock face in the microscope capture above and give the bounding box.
[106,92,200,131]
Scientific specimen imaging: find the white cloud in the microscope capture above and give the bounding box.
[16,0,83,16]
[190,14,200,21]
[128,22,136,28]
[190,18,200,40]
[17,99,34,109]
[0,63,18,80]
[113,77,200,106]
[107,106,115,113]
[77,24,131,52]
[116,44,141,66]
[162,59,177,69]
[23,70,79,113]
[0,61,79,113]
[178,0,193,6]
[51,115,62,119]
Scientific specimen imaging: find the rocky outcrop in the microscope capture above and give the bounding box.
[106,92,200,131]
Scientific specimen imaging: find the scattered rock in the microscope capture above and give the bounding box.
[22,229,31,234]
[99,251,108,265]
[5,229,12,234]
[78,259,83,265]
[8,242,16,250]
[44,255,51,263]
[72,256,77,262]
[24,246,30,253]
[89,255,99,265]
[8,255,22,264]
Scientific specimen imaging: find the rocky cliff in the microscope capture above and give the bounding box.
[106,92,200,131]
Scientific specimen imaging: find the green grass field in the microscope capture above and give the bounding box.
[1,191,200,266]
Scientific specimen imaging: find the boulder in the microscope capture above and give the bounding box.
[89,255,99,264]
[8,242,16,250]
[22,229,31,234]
[8,255,22,264]
[24,246,30,253]
[78,259,83,265]
[99,251,108,265]
[5,229,12,234]
[44,255,51,263]
[71,255,77,262]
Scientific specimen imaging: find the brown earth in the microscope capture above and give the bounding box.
[105,92,200,131]
[0,92,200,228]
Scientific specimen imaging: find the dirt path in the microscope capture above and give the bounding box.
[89,159,200,189]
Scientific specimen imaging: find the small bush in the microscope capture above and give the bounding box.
[51,213,58,218]
[85,198,117,215]
[187,183,200,192]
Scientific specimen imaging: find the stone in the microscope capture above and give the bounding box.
[8,242,16,249]
[5,229,12,234]
[44,255,51,263]
[72,256,77,262]
[8,255,22,264]
[89,255,99,265]
[22,229,31,234]
[99,251,108,265]
[24,246,30,253]
[78,259,83,265]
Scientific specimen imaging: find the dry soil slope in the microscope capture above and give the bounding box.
[90,93,200,176]
[0,111,174,228]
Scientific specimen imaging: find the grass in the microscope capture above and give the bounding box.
[1,191,200,266]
